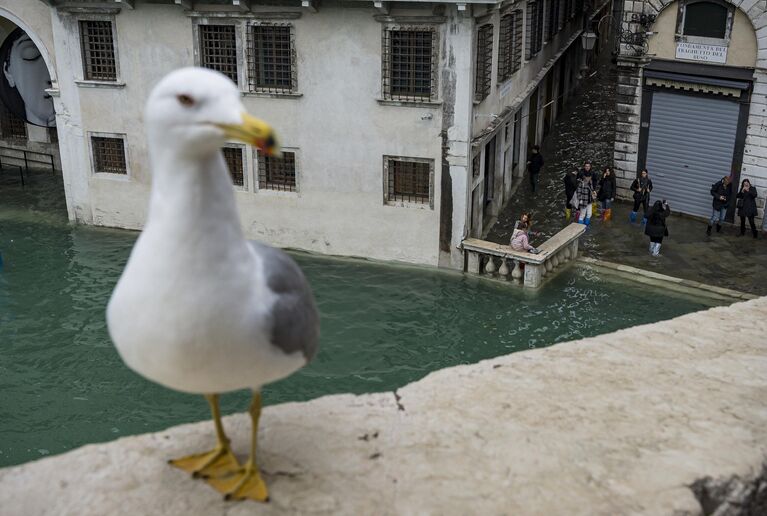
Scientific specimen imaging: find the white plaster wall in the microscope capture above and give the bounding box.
[51,2,448,266]
[442,12,475,269]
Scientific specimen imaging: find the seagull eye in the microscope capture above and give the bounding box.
[176,94,196,107]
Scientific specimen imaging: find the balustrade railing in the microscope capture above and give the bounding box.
[461,223,586,288]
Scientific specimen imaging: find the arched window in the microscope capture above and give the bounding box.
[684,2,728,38]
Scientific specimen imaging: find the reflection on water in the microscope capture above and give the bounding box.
[1,169,713,467]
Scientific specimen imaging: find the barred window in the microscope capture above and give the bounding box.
[474,24,493,102]
[574,0,583,17]
[79,20,117,81]
[247,24,295,92]
[258,150,296,192]
[91,136,127,175]
[560,0,568,29]
[384,157,433,206]
[0,105,27,141]
[222,146,245,188]
[498,11,523,82]
[526,0,545,59]
[199,25,238,83]
[382,27,438,102]
[546,0,561,41]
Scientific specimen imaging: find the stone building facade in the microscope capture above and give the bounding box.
[0,0,592,269]
[613,0,767,229]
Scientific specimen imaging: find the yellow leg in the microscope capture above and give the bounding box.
[206,391,269,502]
[169,394,241,478]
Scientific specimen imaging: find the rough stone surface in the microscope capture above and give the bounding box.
[2,297,767,515]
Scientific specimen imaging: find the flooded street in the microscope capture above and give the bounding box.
[487,57,617,246]
[486,58,767,296]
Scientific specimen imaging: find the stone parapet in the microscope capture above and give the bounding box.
[1,297,767,515]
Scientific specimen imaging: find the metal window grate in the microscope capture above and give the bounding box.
[79,20,117,81]
[474,24,493,102]
[0,105,27,141]
[247,24,295,93]
[199,25,238,83]
[526,1,545,59]
[546,0,561,41]
[387,159,430,204]
[574,0,582,18]
[92,136,126,174]
[258,150,296,191]
[222,146,245,187]
[498,11,523,82]
[382,27,437,102]
[558,0,567,30]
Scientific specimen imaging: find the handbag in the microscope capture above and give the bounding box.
[570,190,579,209]
[736,198,744,210]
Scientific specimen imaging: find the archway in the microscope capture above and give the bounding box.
[0,10,64,219]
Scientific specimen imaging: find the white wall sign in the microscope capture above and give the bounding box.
[675,42,728,64]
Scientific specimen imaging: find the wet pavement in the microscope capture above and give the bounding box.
[487,59,767,297]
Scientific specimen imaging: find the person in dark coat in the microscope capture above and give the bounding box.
[597,167,616,221]
[736,178,758,239]
[644,199,670,256]
[630,169,653,224]
[707,175,732,235]
[578,161,598,189]
[563,167,579,221]
[527,145,544,193]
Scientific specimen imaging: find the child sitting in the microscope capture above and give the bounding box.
[510,221,539,253]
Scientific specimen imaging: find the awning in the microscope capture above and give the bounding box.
[644,67,751,97]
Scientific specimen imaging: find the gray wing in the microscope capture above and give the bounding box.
[249,241,320,363]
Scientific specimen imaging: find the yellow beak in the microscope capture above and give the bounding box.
[217,113,280,157]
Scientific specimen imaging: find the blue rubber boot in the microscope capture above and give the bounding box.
[629,211,637,223]
[641,217,647,225]
[584,217,591,226]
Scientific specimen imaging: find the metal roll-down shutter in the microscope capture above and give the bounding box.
[644,91,740,219]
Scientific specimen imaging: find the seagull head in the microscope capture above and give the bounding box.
[145,67,279,159]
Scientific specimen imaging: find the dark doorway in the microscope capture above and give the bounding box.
[543,71,554,137]
[557,59,566,114]
[483,135,496,218]
[527,87,538,154]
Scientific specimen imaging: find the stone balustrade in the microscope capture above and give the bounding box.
[461,223,587,288]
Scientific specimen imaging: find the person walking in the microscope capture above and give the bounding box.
[563,167,578,221]
[736,179,758,239]
[707,175,732,236]
[576,174,595,226]
[630,169,653,224]
[644,200,670,256]
[597,167,616,221]
[527,145,544,193]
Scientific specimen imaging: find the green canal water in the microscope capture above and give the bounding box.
[0,171,717,467]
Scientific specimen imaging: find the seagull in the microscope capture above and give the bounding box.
[106,67,320,502]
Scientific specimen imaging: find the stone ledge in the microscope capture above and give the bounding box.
[1,297,767,515]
